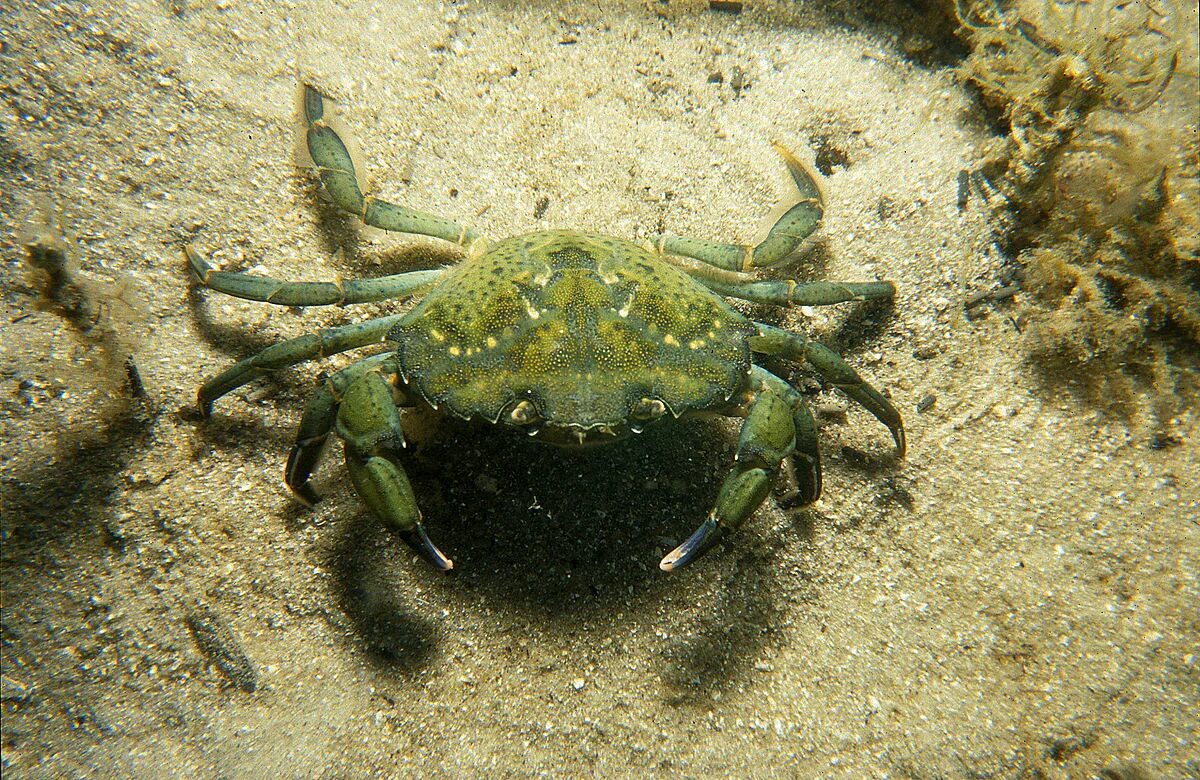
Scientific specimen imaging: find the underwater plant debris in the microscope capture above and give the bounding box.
[956,0,1199,422]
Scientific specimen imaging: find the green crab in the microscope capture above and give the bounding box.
[188,85,905,572]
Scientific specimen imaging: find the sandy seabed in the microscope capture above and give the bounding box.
[1,1,1197,777]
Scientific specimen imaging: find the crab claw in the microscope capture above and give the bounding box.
[399,523,454,572]
[659,516,725,572]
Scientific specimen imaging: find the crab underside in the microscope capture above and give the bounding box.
[189,84,905,572]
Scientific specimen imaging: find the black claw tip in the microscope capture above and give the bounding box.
[795,454,822,506]
[287,482,321,508]
[660,516,725,572]
[401,523,454,572]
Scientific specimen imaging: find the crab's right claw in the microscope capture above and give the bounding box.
[339,372,454,572]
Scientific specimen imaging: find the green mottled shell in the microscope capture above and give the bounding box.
[391,230,756,429]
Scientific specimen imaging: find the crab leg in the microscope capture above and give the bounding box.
[750,322,905,456]
[281,355,451,570]
[690,273,895,307]
[197,314,406,415]
[337,369,452,571]
[285,352,396,504]
[187,245,445,306]
[302,85,482,248]
[652,143,823,271]
[661,366,810,571]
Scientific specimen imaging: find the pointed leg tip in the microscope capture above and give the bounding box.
[769,141,799,165]
[196,390,215,418]
[184,245,211,281]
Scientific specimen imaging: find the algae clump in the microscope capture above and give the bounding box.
[955,0,1199,423]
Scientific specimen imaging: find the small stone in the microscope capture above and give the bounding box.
[571,678,586,691]
[729,66,749,95]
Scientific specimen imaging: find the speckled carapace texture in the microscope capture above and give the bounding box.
[1,1,1196,777]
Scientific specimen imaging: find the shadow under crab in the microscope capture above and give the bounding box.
[188,84,905,573]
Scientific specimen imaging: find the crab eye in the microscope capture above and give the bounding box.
[631,397,667,421]
[508,399,540,426]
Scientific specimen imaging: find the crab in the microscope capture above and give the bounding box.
[188,85,905,572]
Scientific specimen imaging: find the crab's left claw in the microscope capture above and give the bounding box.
[661,377,796,571]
